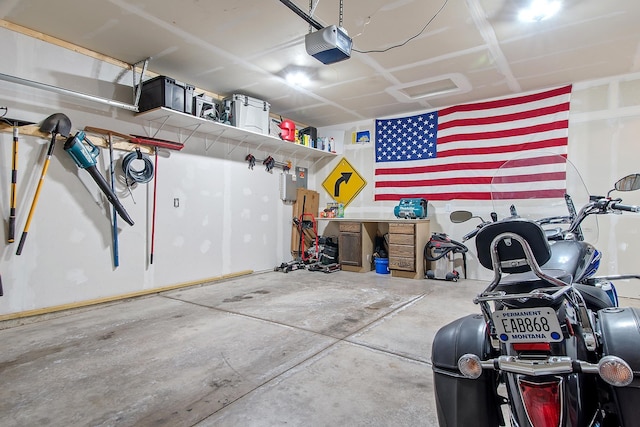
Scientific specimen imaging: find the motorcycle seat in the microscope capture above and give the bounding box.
[494,274,614,310]
[495,269,572,309]
[573,283,615,310]
[499,269,572,286]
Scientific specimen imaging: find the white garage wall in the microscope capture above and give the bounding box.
[0,27,300,316]
[314,75,640,299]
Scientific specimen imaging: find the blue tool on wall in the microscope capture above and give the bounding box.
[393,198,428,219]
[63,131,134,226]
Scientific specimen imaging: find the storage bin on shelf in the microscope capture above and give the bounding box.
[137,75,195,114]
[224,94,270,135]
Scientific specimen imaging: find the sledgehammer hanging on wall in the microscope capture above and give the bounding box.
[64,131,134,226]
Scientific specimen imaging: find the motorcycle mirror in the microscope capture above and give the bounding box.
[450,210,473,223]
[614,173,640,192]
[607,173,640,197]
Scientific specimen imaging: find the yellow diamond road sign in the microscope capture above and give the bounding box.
[322,158,367,207]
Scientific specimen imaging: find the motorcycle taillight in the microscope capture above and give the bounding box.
[512,342,551,352]
[519,379,561,427]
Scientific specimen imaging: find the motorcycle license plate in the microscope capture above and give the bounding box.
[492,308,563,343]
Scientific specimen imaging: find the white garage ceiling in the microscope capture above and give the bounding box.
[2,0,640,127]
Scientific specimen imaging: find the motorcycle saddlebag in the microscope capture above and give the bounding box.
[598,307,640,426]
[431,314,501,427]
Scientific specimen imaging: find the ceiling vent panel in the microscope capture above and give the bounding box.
[386,74,472,102]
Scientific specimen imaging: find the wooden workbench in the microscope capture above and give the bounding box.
[318,218,430,279]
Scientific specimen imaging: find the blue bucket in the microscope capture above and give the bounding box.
[375,258,390,274]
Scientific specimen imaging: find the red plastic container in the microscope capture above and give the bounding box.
[279,119,296,142]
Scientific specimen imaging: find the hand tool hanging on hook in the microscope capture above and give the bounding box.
[0,114,34,244]
[245,154,292,172]
[107,132,119,268]
[16,113,72,255]
[64,131,134,226]
[7,121,19,243]
[83,126,184,151]
[0,118,19,243]
[150,147,159,265]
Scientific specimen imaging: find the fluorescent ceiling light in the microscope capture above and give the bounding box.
[519,0,561,22]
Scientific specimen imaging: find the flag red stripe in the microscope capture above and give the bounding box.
[437,103,570,131]
[436,138,567,158]
[375,171,566,188]
[438,85,572,117]
[375,176,493,188]
[375,154,566,176]
[491,189,567,200]
[375,160,505,175]
[492,172,566,184]
[437,121,568,144]
[375,192,494,201]
[498,154,567,168]
[374,189,566,201]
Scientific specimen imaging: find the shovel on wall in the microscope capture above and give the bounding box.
[16,113,72,255]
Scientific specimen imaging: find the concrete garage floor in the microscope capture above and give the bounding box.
[1,271,638,427]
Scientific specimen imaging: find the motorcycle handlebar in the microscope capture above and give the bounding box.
[462,225,482,241]
[457,198,638,243]
[610,202,640,213]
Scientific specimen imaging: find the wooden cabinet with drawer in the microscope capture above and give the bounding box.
[338,221,377,272]
[388,221,430,279]
[317,218,429,278]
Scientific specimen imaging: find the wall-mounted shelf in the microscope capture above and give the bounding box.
[137,107,337,161]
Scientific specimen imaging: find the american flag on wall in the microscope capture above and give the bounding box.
[374,85,572,201]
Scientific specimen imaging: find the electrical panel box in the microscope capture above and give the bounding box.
[295,166,308,189]
[280,173,298,203]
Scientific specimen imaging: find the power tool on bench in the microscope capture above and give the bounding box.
[393,198,428,219]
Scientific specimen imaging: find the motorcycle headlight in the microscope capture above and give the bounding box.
[458,353,483,379]
[598,356,633,387]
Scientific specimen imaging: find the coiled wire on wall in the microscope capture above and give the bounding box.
[121,148,154,200]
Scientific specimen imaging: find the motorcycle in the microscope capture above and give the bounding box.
[431,155,640,427]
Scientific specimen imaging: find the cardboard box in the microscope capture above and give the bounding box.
[291,189,319,255]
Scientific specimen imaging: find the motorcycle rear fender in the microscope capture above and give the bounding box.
[598,307,640,425]
[432,314,501,427]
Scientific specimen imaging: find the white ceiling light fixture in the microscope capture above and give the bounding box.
[280,65,317,87]
[286,70,311,87]
[519,0,562,22]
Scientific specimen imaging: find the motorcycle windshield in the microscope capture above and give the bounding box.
[489,152,599,243]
